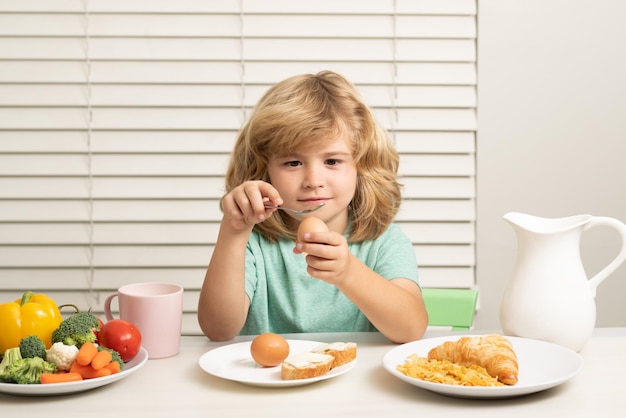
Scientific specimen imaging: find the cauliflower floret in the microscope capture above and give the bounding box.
[45,342,79,371]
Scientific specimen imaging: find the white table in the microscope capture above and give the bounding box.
[1,329,624,417]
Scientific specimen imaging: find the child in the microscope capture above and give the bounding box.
[197,71,428,343]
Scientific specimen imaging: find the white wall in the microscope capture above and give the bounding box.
[476,0,626,329]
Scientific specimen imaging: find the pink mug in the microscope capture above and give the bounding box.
[104,282,183,359]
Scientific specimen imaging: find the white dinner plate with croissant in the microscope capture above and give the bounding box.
[383,335,583,399]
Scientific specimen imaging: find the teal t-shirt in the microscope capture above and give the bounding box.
[240,223,419,335]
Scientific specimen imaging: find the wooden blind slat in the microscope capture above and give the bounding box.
[0,244,474,268]
[0,220,480,245]
[0,131,236,153]
[0,85,476,108]
[2,154,473,176]
[1,38,475,61]
[2,14,418,38]
[0,0,475,15]
[0,108,475,131]
[0,199,473,222]
[0,131,474,154]
[0,177,472,200]
[0,61,476,85]
[0,265,475,292]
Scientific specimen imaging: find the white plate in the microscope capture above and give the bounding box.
[383,335,583,399]
[199,339,357,387]
[0,347,148,396]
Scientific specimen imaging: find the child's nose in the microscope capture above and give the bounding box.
[303,166,324,189]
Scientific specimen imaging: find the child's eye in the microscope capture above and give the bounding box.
[285,160,301,167]
[326,159,340,166]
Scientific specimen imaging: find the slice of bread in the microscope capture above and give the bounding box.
[311,342,357,368]
[280,352,334,380]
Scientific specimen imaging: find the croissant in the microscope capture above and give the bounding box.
[427,334,519,385]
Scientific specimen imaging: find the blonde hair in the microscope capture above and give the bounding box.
[224,70,402,242]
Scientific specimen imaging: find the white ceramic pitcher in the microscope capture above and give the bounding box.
[500,212,626,352]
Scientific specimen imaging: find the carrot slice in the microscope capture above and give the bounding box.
[75,341,98,366]
[90,349,113,370]
[40,372,83,384]
[104,360,121,374]
[70,362,112,379]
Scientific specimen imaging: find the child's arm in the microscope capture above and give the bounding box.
[296,232,428,343]
[197,181,282,341]
[336,258,428,343]
[197,221,252,341]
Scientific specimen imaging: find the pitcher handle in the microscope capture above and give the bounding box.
[585,217,626,294]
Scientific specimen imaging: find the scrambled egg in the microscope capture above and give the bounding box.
[397,354,504,387]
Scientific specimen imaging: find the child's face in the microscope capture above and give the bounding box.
[267,134,357,233]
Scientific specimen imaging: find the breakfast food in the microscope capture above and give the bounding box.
[311,342,357,368]
[427,334,519,385]
[250,333,290,367]
[397,354,504,387]
[281,341,357,380]
[281,352,334,380]
[297,216,329,241]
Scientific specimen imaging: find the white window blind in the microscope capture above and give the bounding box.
[0,0,477,335]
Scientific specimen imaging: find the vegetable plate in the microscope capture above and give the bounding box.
[0,347,148,396]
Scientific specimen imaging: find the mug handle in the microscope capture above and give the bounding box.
[585,217,626,294]
[103,292,119,321]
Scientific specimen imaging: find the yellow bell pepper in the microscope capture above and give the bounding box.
[0,291,63,353]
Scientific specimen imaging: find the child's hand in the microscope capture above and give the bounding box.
[222,180,282,230]
[295,232,353,286]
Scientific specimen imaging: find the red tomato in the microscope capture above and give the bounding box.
[99,319,142,362]
[94,317,105,343]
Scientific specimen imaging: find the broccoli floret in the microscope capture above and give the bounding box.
[1,357,57,384]
[97,345,125,371]
[19,335,47,359]
[0,347,23,376]
[51,311,101,348]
